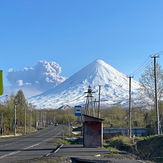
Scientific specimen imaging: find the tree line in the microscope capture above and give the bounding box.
[0,90,79,135]
[0,90,162,136]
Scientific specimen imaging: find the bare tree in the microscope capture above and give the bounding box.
[139,62,163,105]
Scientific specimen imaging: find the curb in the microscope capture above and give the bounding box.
[71,157,108,163]
[45,144,64,157]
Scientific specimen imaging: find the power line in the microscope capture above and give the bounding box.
[151,51,163,56]
[130,56,151,76]
[129,51,162,77]
[131,60,152,76]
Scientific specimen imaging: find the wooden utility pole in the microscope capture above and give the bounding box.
[24,108,26,134]
[29,109,32,133]
[35,110,38,129]
[41,110,43,126]
[151,55,160,135]
[0,111,3,135]
[98,85,101,118]
[128,76,133,138]
[14,105,16,136]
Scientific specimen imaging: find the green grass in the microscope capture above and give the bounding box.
[52,138,65,146]
[136,135,163,162]
[104,146,121,152]
[53,137,82,146]
[104,135,163,163]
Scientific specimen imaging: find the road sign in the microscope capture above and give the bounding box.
[61,125,66,130]
[75,106,82,116]
[0,71,3,95]
[61,125,66,143]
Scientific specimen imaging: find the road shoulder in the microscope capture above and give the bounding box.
[49,144,151,163]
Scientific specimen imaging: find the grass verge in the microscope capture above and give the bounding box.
[104,135,163,163]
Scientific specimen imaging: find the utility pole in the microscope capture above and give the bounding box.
[37,111,39,128]
[91,96,95,117]
[29,109,32,133]
[98,85,102,118]
[14,105,16,136]
[24,108,26,134]
[0,111,3,135]
[41,110,43,126]
[35,110,37,130]
[84,86,95,117]
[93,99,97,110]
[151,55,160,135]
[128,76,133,138]
[44,111,46,127]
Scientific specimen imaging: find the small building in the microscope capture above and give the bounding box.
[103,128,146,138]
[83,114,103,147]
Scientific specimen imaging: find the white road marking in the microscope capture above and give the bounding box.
[0,137,53,159]
[45,144,64,157]
[0,127,61,160]
[54,144,64,153]
[0,151,20,159]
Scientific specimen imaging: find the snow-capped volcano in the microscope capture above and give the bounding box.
[28,60,141,108]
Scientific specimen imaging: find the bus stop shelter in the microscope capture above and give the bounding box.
[83,114,103,147]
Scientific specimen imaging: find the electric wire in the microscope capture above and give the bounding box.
[131,60,152,77]
[151,51,163,56]
[129,51,162,77]
[129,56,151,77]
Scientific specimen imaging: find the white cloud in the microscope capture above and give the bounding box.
[8,68,13,72]
[7,61,67,92]
[24,67,34,71]
[17,80,23,86]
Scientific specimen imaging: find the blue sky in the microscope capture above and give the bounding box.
[0,0,163,87]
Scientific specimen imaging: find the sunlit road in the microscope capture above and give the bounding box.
[0,125,62,163]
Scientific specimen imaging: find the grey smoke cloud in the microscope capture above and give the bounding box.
[7,61,67,91]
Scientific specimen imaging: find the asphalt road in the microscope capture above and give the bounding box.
[0,125,62,163]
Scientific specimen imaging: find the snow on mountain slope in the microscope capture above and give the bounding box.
[28,60,141,108]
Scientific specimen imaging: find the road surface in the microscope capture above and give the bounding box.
[0,125,62,163]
